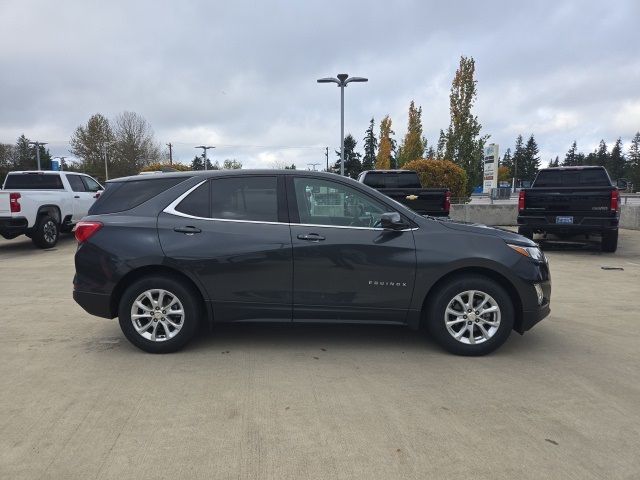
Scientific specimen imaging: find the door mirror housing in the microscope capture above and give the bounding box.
[380,212,407,230]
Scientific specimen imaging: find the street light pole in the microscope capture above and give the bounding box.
[317,73,368,176]
[195,146,215,171]
[28,141,47,170]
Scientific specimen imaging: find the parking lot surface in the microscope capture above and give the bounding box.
[1,231,639,479]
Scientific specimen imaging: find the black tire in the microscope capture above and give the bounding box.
[601,229,618,253]
[118,275,201,353]
[517,227,533,240]
[425,275,515,356]
[31,215,59,249]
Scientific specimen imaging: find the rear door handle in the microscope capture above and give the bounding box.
[297,233,325,241]
[174,226,202,234]
[74,195,80,198]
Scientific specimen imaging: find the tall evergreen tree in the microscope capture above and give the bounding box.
[595,140,609,168]
[549,156,560,167]
[331,134,361,178]
[501,148,513,172]
[627,132,640,190]
[436,129,446,160]
[375,116,394,170]
[426,145,436,160]
[361,118,377,171]
[521,134,541,182]
[607,138,625,180]
[443,56,487,191]
[190,155,215,170]
[396,101,425,166]
[563,141,580,166]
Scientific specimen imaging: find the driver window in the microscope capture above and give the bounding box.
[293,177,392,227]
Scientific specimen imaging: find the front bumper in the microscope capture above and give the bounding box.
[73,289,114,319]
[517,280,551,334]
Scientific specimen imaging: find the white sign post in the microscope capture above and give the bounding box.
[483,143,499,194]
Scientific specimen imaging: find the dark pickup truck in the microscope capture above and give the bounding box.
[358,170,450,217]
[517,166,620,252]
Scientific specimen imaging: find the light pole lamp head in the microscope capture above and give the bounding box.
[317,77,339,84]
[346,77,368,84]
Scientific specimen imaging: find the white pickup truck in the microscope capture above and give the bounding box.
[0,171,103,248]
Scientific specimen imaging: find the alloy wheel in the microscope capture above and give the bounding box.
[130,289,185,342]
[444,290,501,345]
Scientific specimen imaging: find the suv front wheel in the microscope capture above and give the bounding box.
[426,275,514,356]
[118,275,201,353]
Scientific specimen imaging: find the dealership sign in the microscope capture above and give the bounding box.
[483,143,499,193]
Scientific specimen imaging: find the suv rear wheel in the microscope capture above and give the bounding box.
[426,275,514,356]
[118,276,201,353]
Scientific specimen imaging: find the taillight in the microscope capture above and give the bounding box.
[9,192,21,213]
[518,190,526,211]
[74,221,103,243]
[444,190,451,213]
[610,189,620,212]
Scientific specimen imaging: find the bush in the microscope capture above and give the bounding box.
[140,162,191,172]
[402,159,468,200]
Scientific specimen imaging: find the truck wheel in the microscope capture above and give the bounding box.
[118,276,201,353]
[517,227,533,240]
[425,275,514,356]
[31,215,59,249]
[601,230,618,253]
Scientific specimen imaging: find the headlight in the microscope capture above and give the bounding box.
[507,243,546,262]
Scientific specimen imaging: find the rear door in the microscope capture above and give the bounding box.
[287,175,416,323]
[158,175,293,322]
[65,174,95,221]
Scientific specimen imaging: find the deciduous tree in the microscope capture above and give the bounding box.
[397,101,425,167]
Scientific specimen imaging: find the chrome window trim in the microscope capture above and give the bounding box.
[163,179,417,231]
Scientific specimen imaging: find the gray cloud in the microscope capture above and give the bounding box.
[1,0,638,169]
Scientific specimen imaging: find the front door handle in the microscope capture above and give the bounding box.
[74,195,80,199]
[174,226,202,234]
[297,233,325,241]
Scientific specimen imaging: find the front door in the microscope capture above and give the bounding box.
[66,174,95,222]
[287,176,416,323]
[158,175,293,322]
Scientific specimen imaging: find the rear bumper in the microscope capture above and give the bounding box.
[517,214,618,233]
[0,216,28,239]
[73,289,114,319]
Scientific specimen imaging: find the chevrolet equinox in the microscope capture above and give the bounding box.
[73,170,551,355]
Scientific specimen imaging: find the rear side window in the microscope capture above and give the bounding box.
[175,182,210,217]
[67,175,86,192]
[81,176,103,192]
[534,169,611,187]
[89,177,187,214]
[4,174,63,189]
[210,176,278,222]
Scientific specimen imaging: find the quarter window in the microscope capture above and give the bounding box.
[81,176,103,192]
[175,182,210,217]
[210,176,278,222]
[293,177,392,228]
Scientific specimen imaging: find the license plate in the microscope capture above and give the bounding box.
[556,216,573,224]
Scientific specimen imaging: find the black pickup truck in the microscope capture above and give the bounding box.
[358,170,450,217]
[517,166,620,252]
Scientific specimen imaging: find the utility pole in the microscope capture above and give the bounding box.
[103,144,109,180]
[195,146,215,171]
[325,147,329,172]
[166,143,173,165]
[28,141,47,170]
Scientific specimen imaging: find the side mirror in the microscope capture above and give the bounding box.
[380,212,407,230]
[617,179,628,190]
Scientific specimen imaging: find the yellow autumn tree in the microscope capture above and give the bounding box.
[375,115,394,169]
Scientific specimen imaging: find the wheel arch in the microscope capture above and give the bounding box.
[420,266,524,333]
[36,204,62,224]
[110,265,211,324]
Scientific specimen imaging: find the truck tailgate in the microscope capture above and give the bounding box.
[524,187,611,214]
[379,188,449,216]
[0,192,11,215]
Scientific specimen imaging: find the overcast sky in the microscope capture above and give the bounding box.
[1,0,639,170]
